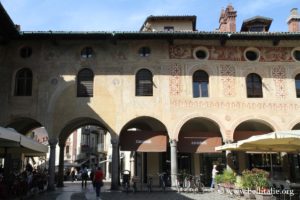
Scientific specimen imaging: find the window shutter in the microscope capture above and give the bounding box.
[77,68,94,97]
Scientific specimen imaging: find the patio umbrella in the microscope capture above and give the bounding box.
[215,130,300,153]
[215,130,300,177]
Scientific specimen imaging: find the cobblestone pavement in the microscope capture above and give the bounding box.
[27,181,239,200]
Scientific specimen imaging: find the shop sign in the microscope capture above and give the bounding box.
[178,132,222,153]
[120,131,167,152]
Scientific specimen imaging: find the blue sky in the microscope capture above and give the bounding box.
[1,0,299,32]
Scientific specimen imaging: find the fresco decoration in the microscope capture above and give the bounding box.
[169,45,294,62]
[220,65,236,96]
[169,45,192,59]
[272,65,287,98]
[170,99,300,112]
[209,46,243,61]
[260,47,292,62]
[169,64,182,96]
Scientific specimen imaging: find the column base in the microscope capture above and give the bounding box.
[47,184,56,191]
[56,182,64,187]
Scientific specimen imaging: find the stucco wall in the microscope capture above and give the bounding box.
[1,38,300,142]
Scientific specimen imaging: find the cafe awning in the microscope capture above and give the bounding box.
[178,131,222,153]
[0,126,48,154]
[120,131,167,152]
[0,127,21,147]
[20,134,48,153]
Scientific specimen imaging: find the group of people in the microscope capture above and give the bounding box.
[0,163,48,199]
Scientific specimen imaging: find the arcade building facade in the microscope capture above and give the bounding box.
[0,4,300,189]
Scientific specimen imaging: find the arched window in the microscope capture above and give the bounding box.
[295,74,300,98]
[14,68,32,96]
[193,70,209,97]
[77,68,94,97]
[135,69,153,96]
[246,73,263,98]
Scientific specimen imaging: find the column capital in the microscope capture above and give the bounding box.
[225,139,234,144]
[169,139,177,147]
[58,140,66,147]
[111,138,119,146]
[48,138,58,147]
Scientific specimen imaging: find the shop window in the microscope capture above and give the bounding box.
[193,70,209,98]
[14,68,32,96]
[248,153,282,174]
[295,74,300,97]
[77,68,94,97]
[81,47,93,58]
[246,73,263,98]
[135,69,153,96]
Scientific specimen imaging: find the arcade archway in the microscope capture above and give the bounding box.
[177,117,224,186]
[119,116,169,186]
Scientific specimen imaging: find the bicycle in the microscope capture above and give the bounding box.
[121,170,131,193]
[175,173,185,193]
[194,174,205,193]
[131,176,140,193]
[147,175,153,192]
[157,172,167,192]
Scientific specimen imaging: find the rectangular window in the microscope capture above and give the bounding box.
[249,25,264,32]
[296,80,300,97]
[164,26,174,31]
[193,82,208,97]
[66,145,70,154]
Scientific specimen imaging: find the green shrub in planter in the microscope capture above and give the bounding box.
[214,169,236,188]
[241,168,269,191]
[215,174,224,184]
[222,169,236,185]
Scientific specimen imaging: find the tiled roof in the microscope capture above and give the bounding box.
[18,31,300,41]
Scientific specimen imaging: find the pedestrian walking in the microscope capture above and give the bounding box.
[71,169,76,182]
[211,164,219,189]
[81,167,88,188]
[93,167,104,199]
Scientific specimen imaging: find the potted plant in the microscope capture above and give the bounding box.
[240,168,272,200]
[215,169,236,194]
[215,173,224,192]
[251,168,272,200]
[240,169,257,199]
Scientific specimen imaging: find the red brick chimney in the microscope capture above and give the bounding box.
[287,8,300,32]
[219,4,237,32]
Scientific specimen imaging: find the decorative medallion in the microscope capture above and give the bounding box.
[220,65,236,96]
[272,65,287,98]
[169,64,182,95]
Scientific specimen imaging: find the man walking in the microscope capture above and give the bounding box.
[93,167,104,199]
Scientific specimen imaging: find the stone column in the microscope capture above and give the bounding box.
[170,139,178,187]
[130,152,135,177]
[111,139,119,190]
[56,141,65,187]
[47,138,58,191]
[226,150,233,171]
[106,154,110,180]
